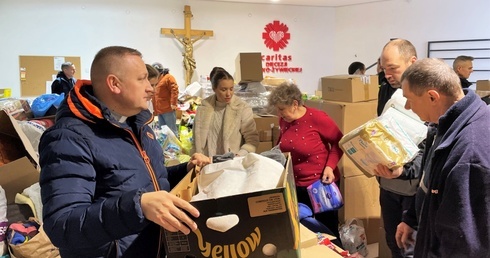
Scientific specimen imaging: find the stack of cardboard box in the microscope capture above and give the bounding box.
[253,115,280,153]
[235,52,281,154]
[306,74,382,245]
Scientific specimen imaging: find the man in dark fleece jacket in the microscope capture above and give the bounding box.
[51,62,77,95]
[396,58,490,257]
[452,55,474,89]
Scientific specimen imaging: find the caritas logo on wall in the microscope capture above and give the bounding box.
[262,20,303,73]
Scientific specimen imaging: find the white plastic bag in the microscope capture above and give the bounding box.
[0,186,8,255]
[17,120,46,153]
[381,89,427,145]
[339,218,369,257]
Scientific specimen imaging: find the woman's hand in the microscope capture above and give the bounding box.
[187,153,211,171]
[322,166,335,184]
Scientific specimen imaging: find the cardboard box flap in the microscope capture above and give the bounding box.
[0,157,39,204]
[0,110,39,166]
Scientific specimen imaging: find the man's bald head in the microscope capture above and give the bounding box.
[382,39,417,62]
[90,46,142,88]
[381,39,417,87]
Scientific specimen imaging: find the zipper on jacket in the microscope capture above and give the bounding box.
[127,127,166,258]
[125,129,165,258]
[141,150,161,191]
[122,128,161,192]
[137,121,166,258]
[114,119,163,258]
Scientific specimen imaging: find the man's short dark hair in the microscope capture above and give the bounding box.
[61,62,74,71]
[90,46,142,83]
[348,62,365,75]
[453,55,474,70]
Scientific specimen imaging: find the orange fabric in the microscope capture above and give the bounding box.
[68,80,101,122]
[152,74,178,115]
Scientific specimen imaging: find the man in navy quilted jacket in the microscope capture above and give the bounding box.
[39,46,211,257]
[396,58,490,257]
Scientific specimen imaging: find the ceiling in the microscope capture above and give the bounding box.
[197,0,392,7]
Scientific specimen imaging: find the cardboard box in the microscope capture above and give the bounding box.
[302,223,344,257]
[378,218,391,258]
[321,75,379,102]
[476,80,490,91]
[0,110,40,204]
[315,90,322,98]
[305,99,377,177]
[301,244,345,257]
[261,77,285,87]
[304,99,377,135]
[476,90,490,98]
[235,53,263,83]
[256,141,273,153]
[272,126,280,146]
[258,130,272,142]
[254,115,278,132]
[304,100,381,243]
[299,223,320,249]
[164,153,301,258]
[340,175,381,244]
[300,224,343,257]
[254,115,279,147]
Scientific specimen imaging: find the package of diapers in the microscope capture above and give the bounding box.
[339,108,427,177]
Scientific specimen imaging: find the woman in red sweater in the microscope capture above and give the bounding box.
[268,83,344,239]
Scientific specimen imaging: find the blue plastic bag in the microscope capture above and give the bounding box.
[31,93,64,117]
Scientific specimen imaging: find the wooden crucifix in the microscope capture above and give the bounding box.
[161,5,214,87]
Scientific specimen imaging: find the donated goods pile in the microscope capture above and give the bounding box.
[340,90,427,177]
[0,98,60,257]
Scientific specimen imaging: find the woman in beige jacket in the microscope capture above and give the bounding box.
[192,67,259,157]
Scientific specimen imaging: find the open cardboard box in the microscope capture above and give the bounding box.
[164,153,302,258]
[0,110,40,204]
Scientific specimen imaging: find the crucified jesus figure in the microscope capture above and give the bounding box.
[171,29,205,86]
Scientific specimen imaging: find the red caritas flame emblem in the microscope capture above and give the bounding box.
[262,20,290,51]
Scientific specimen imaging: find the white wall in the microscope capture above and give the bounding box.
[334,0,490,82]
[0,0,335,98]
[2,0,489,99]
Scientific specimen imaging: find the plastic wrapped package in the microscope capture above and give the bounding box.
[306,180,343,214]
[340,116,419,177]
